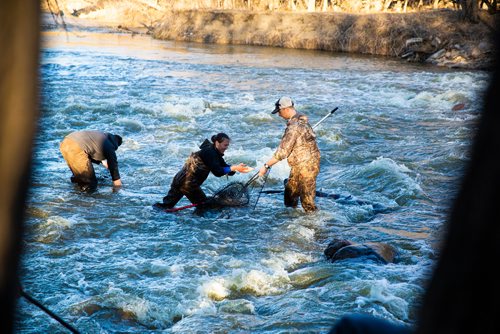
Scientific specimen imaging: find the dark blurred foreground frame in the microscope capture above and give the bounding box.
[330,17,500,334]
[0,0,40,332]
[414,18,500,334]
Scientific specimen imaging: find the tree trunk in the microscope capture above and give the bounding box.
[322,0,328,11]
[460,0,479,22]
[480,0,498,14]
[307,0,315,11]
[383,0,393,11]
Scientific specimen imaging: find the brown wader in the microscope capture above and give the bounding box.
[59,137,97,189]
[285,162,320,213]
[161,153,210,208]
[159,139,234,211]
[162,168,208,208]
[274,112,321,213]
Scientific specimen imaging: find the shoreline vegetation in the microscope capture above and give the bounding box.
[42,0,497,69]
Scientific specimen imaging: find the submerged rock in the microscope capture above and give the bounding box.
[324,238,397,264]
[218,299,255,314]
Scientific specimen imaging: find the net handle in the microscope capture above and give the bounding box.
[244,171,260,188]
[312,107,338,129]
[253,168,270,210]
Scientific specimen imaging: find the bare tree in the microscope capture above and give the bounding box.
[322,0,329,11]
[460,0,479,22]
[480,0,498,14]
[307,0,315,11]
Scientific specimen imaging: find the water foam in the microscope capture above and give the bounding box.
[199,278,230,301]
[198,266,293,303]
[410,90,471,111]
[261,251,314,272]
[116,118,145,132]
[162,96,213,118]
[35,216,74,243]
[362,157,423,201]
[355,278,409,321]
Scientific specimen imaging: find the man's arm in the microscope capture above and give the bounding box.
[258,124,299,176]
[102,141,121,186]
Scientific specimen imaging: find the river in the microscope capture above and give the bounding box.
[16,30,489,333]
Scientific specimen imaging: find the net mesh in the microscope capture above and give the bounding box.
[209,181,250,207]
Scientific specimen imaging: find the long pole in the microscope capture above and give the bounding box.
[244,171,260,188]
[312,107,338,129]
[19,289,80,334]
[253,168,270,210]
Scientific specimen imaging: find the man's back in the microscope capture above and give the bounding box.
[67,131,106,157]
[276,112,320,166]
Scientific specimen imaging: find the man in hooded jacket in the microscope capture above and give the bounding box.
[60,130,123,190]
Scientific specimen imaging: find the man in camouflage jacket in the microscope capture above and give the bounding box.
[258,97,320,212]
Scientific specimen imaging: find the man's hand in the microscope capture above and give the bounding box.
[258,166,269,177]
[258,158,277,177]
[113,179,122,187]
[259,165,271,177]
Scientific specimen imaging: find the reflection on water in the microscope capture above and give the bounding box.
[42,31,444,71]
[18,31,489,333]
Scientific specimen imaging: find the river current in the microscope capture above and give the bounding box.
[17,30,489,333]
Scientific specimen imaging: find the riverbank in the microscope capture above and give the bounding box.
[42,1,496,69]
[153,9,495,69]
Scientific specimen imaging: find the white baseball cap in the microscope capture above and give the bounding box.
[272,97,294,114]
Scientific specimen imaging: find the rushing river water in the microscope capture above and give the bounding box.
[17,30,489,333]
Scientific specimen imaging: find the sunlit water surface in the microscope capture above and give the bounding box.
[17,31,489,333]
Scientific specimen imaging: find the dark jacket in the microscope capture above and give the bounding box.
[67,130,121,181]
[174,139,235,188]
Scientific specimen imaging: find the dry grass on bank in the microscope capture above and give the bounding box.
[154,9,492,58]
[41,0,496,68]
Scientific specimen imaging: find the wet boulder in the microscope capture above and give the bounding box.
[324,238,396,264]
[323,238,352,259]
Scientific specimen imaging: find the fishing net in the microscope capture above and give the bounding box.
[209,181,251,207]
